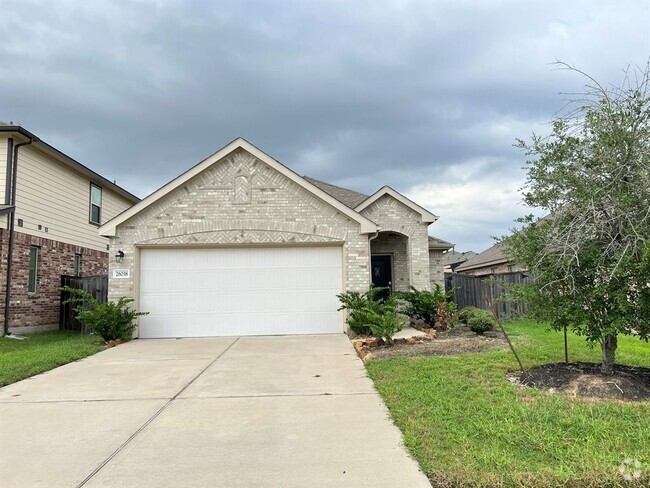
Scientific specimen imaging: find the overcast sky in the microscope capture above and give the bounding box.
[1,0,648,251]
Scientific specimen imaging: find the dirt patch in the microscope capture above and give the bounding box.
[508,362,650,402]
[369,326,508,359]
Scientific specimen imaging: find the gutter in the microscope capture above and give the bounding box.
[3,136,35,336]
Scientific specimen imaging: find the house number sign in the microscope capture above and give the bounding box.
[113,269,130,279]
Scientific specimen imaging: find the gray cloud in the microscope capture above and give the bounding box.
[1,0,648,250]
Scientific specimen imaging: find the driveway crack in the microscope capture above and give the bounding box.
[75,337,240,488]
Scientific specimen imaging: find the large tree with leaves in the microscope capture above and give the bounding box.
[505,62,650,374]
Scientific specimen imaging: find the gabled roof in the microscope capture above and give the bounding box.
[99,138,378,236]
[355,186,439,224]
[0,124,139,203]
[428,235,454,250]
[303,176,369,209]
[455,243,508,272]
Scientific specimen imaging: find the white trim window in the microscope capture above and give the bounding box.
[90,183,102,225]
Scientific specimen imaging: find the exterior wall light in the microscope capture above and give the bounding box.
[115,250,125,263]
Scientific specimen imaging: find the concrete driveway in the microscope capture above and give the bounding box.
[0,335,431,487]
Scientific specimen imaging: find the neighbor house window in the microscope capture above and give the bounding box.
[507,265,515,272]
[90,183,102,225]
[28,246,39,293]
[74,253,82,277]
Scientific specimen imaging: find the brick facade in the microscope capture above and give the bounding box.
[0,229,108,332]
[429,249,445,288]
[108,149,372,302]
[360,195,431,290]
[108,148,439,319]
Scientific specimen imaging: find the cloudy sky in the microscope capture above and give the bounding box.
[1,0,648,251]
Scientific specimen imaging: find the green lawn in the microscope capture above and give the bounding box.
[0,331,105,387]
[366,321,650,487]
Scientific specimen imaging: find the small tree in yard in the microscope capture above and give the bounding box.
[504,62,650,374]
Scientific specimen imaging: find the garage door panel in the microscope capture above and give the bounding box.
[138,247,343,338]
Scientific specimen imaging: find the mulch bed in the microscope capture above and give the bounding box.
[508,362,650,402]
[354,325,508,360]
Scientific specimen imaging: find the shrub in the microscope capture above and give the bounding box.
[457,306,482,325]
[337,287,405,344]
[397,284,457,328]
[61,287,148,341]
[466,309,498,334]
[337,290,372,335]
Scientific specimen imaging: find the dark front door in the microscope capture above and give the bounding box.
[371,255,392,295]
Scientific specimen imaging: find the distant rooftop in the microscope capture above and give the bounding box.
[440,250,477,266]
[455,243,507,272]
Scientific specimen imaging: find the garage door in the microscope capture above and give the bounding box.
[138,246,343,338]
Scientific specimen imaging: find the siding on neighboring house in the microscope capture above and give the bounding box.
[1,144,133,251]
[0,137,7,199]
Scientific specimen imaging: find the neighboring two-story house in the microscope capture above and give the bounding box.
[0,124,139,334]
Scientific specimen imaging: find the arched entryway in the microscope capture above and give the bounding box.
[370,231,410,292]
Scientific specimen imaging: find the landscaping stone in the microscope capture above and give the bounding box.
[393,327,428,340]
[365,337,384,348]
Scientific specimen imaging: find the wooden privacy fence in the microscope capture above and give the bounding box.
[59,274,108,332]
[444,271,534,320]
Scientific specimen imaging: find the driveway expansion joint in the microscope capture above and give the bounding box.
[74,336,240,488]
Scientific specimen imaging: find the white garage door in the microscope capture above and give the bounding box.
[138,246,343,338]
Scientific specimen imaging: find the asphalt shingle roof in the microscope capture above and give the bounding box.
[439,250,477,266]
[455,243,507,271]
[303,176,370,209]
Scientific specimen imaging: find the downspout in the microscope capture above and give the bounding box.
[368,228,380,287]
[3,137,35,336]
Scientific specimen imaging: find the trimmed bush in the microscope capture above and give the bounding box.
[457,306,482,325]
[466,309,498,334]
[61,287,148,341]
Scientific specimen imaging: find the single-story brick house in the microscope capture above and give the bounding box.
[99,138,452,338]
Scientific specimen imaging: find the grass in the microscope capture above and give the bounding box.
[0,330,105,387]
[366,321,650,487]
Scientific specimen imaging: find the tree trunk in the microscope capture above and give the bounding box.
[601,334,618,375]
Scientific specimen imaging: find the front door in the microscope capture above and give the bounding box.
[371,255,392,296]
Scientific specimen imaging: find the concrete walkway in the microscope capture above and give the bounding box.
[0,335,431,487]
